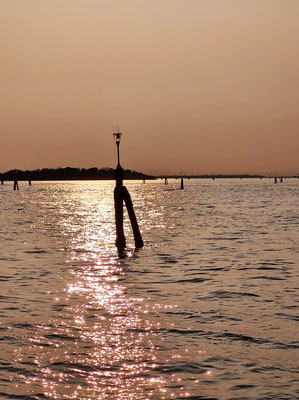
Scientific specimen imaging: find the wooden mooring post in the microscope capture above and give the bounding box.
[122,186,144,248]
[13,180,19,190]
[113,129,144,249]
[114,166,126,248]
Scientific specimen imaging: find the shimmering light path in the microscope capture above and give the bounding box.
[0,179,298,399]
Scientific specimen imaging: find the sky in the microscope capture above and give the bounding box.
[1,0,298,175]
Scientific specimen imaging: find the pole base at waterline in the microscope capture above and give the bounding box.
[114,185,126,249]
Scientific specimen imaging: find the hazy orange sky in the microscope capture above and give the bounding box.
[1,0,298,175]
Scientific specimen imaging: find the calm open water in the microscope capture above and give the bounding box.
[0,179,298,400]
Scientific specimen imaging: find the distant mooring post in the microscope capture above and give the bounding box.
[180,171,184,189]
[280,177,283,183]
[13,172,19,190]
[13,179,19,190]
[28,174,32,186]
[113,129,144,249]
[274,177,278,184]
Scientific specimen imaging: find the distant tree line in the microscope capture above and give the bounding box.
[0,167,156,181]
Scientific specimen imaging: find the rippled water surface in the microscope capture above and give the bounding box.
[0,179,298,400]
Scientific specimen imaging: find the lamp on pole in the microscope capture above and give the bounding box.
[112,127,144,249]
[113,131,122,167]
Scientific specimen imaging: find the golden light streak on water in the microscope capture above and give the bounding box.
[2,180,297,399]
[10,182,185,399]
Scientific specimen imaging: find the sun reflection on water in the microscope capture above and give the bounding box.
[9,182,208,399]
[5,180,298,399]
[11,183,181,399]
[59,259,171,399]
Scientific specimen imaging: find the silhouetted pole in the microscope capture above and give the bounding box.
[274,177,277,184]
[113,129,143,249]
[114,165,126,248]
[122,186,144,248]
[14,180,19,190]
[280,177,283,183]
[180,170,184,189]
[28,174,32,186]
[164,177,168,185]
[116,142,120,167]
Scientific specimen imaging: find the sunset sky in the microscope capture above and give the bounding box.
[1,0,298,175]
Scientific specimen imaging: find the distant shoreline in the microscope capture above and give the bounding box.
[157,174,298,179]
[0,167,298,181]
[0,167,156,181]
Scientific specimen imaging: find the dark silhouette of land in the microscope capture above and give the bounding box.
[0,169,298,182]
[1,167,156,181]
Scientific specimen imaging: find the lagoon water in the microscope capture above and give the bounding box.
[0,179,298,400]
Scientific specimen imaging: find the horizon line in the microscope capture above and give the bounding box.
[1,166,298,179]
